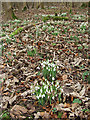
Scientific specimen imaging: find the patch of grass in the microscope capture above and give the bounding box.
[58,112,63,118]
[82,71,90,83]
[27,48,37,57]
[0,111,11,120]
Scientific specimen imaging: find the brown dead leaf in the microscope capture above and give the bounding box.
[61,112,67,119]
[71,96,74,102]
[64,103,70,108]
[62,74,67,80]
[3,92,9,95]
[10,105,28,119]
[42,111,50,119]
[8,75,13,79]
[21,99,27,102]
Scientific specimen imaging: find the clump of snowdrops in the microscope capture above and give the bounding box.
[41,59,58,81]
[30,60,62,105]
[31,79,62,105]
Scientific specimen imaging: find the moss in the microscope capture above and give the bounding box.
[42,16,69,22]
[42,15,51,22]
[10,27,23,37]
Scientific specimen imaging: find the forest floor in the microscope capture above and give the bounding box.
[0,5,90,120]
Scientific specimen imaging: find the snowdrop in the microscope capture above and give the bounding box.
[52,96,54,100]
[52,77,55,81]
[35,86,39,90]
[39,93,42,98]
[53,67,56,71]
[37,66,40,70]
[36,95,39,99]
[40,88,43,93]
[42,94,45,98]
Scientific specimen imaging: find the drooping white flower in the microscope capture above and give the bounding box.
[40,88,43,93]
[37,66,40,70]
[31,86,33,89]
[43,64,45,68]
[36,95,39,99]
[50,87,53,92]
[53,67,56,71]
[52,77,55,80]
[48,90,50,94]
[42,94,45,98]
[48,96,49,99]
[35,86,39,90]
[52,96,54,100]
[39,93,42,98]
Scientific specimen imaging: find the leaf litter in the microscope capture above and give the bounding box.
[0,6,90,120]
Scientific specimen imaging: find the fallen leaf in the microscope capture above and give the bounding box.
[62,74,67,80]
[61,112,67,119]
[10,105,28,119]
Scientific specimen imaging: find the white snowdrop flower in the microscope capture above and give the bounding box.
[46,88,48,93]
[30,90,33,92]
[43,82,45,86]
[50,87,53,92]
[57,66,59,69]
[41,63,43,66]
[51,81,53,85]
[40,88,43,93]
[44,85,47,89]
[36,83,39,86]
[47,81,49,85]
[46,67,48,70]
[13,52,16,56]
[52,96,54,100]
[39,93,42,98]
[43,64,45,68]
[48,96,49,99]
[6,35,9,38]
[52,77,55,81]
[48,90,50,94]
[48,69,50,71]
[50,74,51,77]
[55,94,57,97]
[42,94,45,98]
[35,86,39,90]
[37,66,40,70]
[55,84,57,87]
[31,86,33,89]
[46,85,48,89]
[45,79,47,81]
[60,88,63,92]
[48,63,50,67]
[56,81,59,85]
[36,96,39,99]
[53,67,56,71]
[57,86,60,89]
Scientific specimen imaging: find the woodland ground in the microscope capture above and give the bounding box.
[0,4,90,120]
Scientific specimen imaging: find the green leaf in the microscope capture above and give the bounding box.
[73,99,81,104]
[78,46,83,50]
